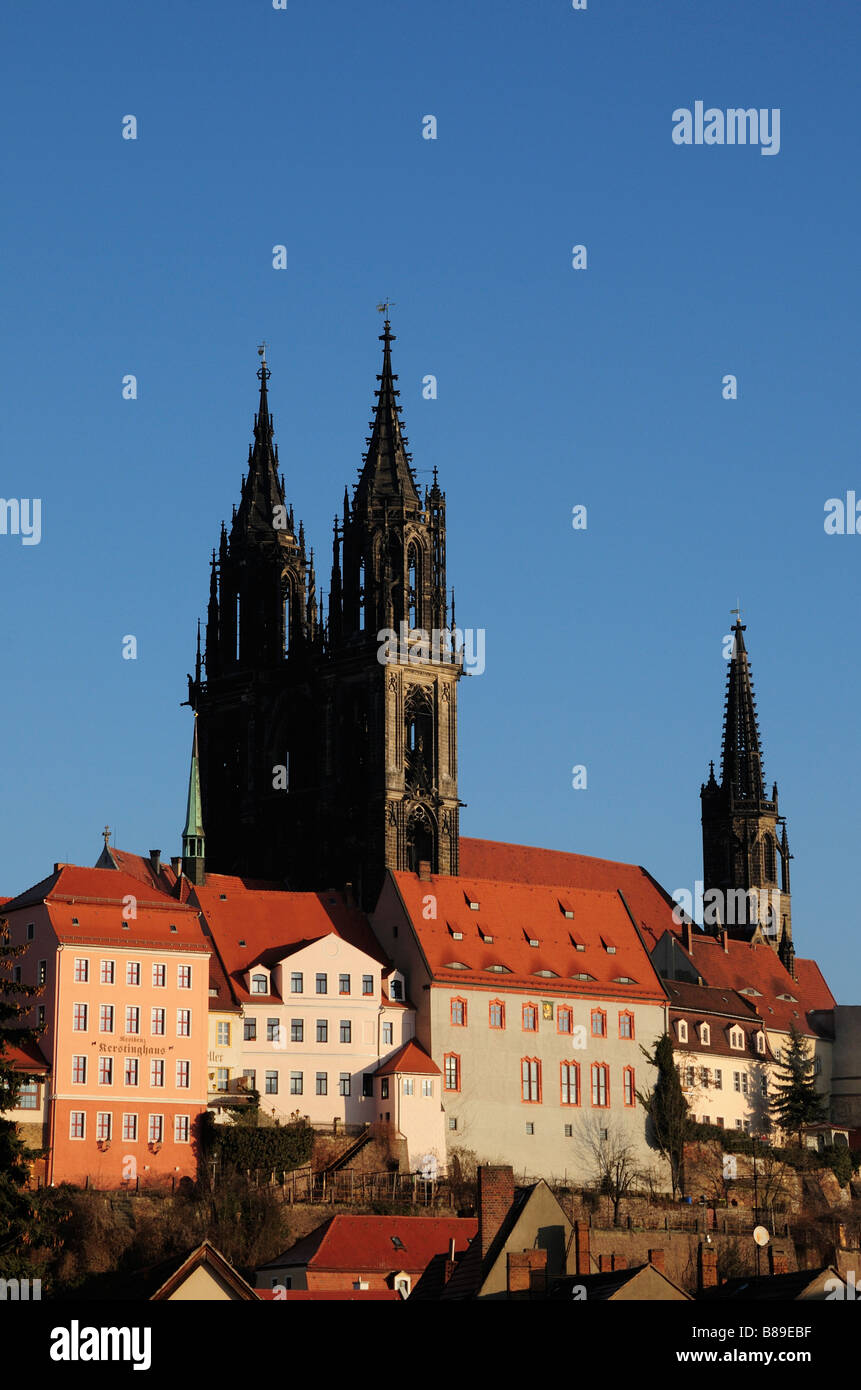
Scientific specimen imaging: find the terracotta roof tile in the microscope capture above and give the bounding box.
[375,1040,440,1077]
[261,1214,476,1277]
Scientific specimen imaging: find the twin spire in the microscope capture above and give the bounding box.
[718,618,767,802]
[354,319,421,509]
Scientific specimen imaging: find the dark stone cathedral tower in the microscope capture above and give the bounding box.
[189,320,461,905]
[700,617,794,974]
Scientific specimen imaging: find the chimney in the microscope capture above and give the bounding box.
[611,1254,627,1271]
[682,919,693,953]
[506,1249,547,1297]
[648,1248,665,1272]
[478,1165,514,1259]
[343,881,355,907]
[418,859,432,882]
[598,1254,611,1272]
[698,1243,718,1290]
[721,928,729,953]
[573,1221,591,1276]
[150,850,161,875]
[767,1246,789,1276]
[171,856,182,877]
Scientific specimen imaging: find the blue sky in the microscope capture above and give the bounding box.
[1,0,859,999]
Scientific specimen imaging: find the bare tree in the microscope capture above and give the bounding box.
[576,1116,640,1226]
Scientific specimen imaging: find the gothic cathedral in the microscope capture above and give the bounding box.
[189,319,462,906]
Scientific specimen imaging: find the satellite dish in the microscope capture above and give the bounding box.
[753,1226,770,1247]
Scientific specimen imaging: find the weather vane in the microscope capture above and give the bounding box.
[376,299,396,318]
[730,601,743,624]
[257,340,269,364]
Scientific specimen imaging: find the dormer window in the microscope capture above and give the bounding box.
[699,1023,710,1046]
[756,1032,766,1054]
[677,1020,688,1043]
[390,978,404,1001]
[729,1028,744,1050]
[251,973,268,995]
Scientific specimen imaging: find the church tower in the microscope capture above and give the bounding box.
[189,320,461,904]
[700,617,794,972]
[320,317,461,904]
[190,348,319,879]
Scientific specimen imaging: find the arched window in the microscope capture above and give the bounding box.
[408,542,421,630]
[763,835,776,882]
[405,687,434,792]
[406,807,435,873]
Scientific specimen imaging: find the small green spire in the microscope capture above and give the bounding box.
[182,715,206,883]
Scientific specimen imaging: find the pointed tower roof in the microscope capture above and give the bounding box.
[233,349,286,541]
[354,319,420,509]
[182,716,205,845]
[720,619,765,800]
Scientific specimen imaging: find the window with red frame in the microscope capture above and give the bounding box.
[489,1000,505,1029]
[521,1057,541,1102]
[557,1006,573,1035]
[450,998,467,1026]
[561,1061,580,1105]
[591,1062,609,1107]
[522,1003,538,1031]
[444,1053,460,1092]
[590,1008,607,1038]
[623,1066,636,1106]
[619,1011,634,1039]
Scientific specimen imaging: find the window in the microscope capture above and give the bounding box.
[714,1069,723,1091]
[421,1079,433,1098]
[291,972,303,994]
[591,1063,609,1108]
[564,1124,573,1137]
[525,1122,535,1135]
[74,958,89,983]
[700,1022,710,1045]
[267,1018,280,1043]
[677,1020,688,1043]
[265,1071,278,1094]
[316,973,328,995]
[557,1006,573,1035]
[72,1055,87,1085]
[148,1115,164,1144]
[18,1082,38,1109]
[700,1067,711,1087]
[403,1078,414,1096]
[251,974,267,995]
[126,962,141,986]
[488,1000,505,1029]
[177,1009,191,1037]
[339,974,351,995]
[381,1078,390,1100]
[730,1028,744,1049]
[382,1022,393,1046]
[290,1071,303,1095]
[13,967,20,983]
[123,1113,138,1142]
[177,1060,190,1088]
[124,1057,139,1086]
[37,1006,45,1028]
[362,975,374,996]
[151,1059,165,1087]
[151,1008,165,1036]
[152,963,166,988]
[242,1069,256,1092]
[340,1020,351,1044]
[96,1112,112,1142]
[521,1057,541,1103]
[444,1054,460,1092]
[125,1006,140,1034]
[26,923,34,941]
[99,1004,114,1033]
[761,1074,768,1096]
[244,1018,257,1041]
[215,1068,229,1091]
[390,979,404,1001]
[618,1011,634,1039]
[756,1032,766,1055]
[522,1004,537,1032]
[73,1003,88,1031]
[591,1009,607,1038]
[175,1115,190,1143]
[317,1072,328,1096]
[291,1019,304,1043]
[623,1066,636,1107]
[684,1066,695,1088]
[448,1117,457,1131]
[100,960,114,985]
[217,1022,230,1046]
[361,1073,374,1098]
[451,998,467,1026]
[339,1073,351,1097]
[98,1056,113,1086]
[317,1019,328,1043]
[561,1061,580,1106]
[178,965,192,989]
[70,1111,85,1140]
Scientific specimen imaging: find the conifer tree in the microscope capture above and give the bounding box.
[637,1033,689,1198]
[769,1019,827,1147]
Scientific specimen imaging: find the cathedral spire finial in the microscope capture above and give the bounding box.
[355,310,419,508]
[720,608,763,799]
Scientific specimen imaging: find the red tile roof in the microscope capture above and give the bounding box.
[375,1040,439,1077]
[1,1039,50,1072]
[392,866,666,1003]
[190,877,391,1006]
[3,865,208,951]
[96,845,179,894]
[259,1214,477,1277]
